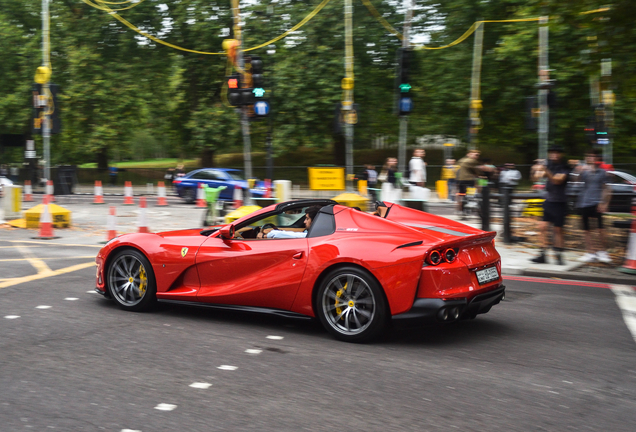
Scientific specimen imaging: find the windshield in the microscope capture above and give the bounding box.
[226,171,245,181]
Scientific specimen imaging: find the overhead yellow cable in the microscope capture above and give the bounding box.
[358,0,403,40]
[97,0,134,5]
[414,18,541,50]
[82,0,331,55]
[579,7,610,15]
[86,0,147,12]
[244,0,332,51]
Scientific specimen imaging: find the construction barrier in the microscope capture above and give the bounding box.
[138,197,149,233]
[156,181,168,206]
[233,184,243,209]
[3,185,23,220]
[196,183,207,208]
[93,180,105,204]
[46,180,54,202]
[24,180,33,202]
[106,206,117,241]
[123,181,135,205]
[34,196,57,240]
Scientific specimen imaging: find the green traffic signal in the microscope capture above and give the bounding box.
[253,88,265,97]
[399,83,411,93]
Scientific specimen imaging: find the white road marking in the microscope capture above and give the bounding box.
[4,315,20,319]
[245,349,262,355]
[610,284,636,343]
[121,429,142,432]
[189,382,212,389]
[36,305,52,309]
[154,403,177,411]
[65,297,79,301]
[266,335,284,340]
[217,365,238,371]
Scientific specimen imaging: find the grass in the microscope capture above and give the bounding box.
[78,158,199,169]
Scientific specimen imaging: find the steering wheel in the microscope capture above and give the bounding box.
[262,223,278,231]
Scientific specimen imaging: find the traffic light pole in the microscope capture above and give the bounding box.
[42,0,51,182]
[233,1,252,204]
[537,16,549,162]
[397,1,412,178]
[468,22,484,151]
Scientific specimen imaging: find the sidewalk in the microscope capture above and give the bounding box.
[1,193,634,285]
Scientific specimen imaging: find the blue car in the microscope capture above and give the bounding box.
[173,168,267,204]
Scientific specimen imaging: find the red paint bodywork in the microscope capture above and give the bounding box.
[96,202,503,319]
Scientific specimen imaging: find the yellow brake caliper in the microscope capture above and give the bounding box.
[335,282,347,319]
[138,265,147,295]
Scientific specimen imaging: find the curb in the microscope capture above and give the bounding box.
[502,268,636,285]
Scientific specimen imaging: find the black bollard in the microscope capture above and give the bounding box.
[481,182,490,232]
[503,186,512,244]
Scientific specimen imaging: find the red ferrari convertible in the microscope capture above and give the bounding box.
[95,199,504,342]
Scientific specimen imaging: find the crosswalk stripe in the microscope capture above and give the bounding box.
[610,284,636,343]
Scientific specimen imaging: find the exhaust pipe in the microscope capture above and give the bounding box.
[438,308,449,321]
[449,307,460,320]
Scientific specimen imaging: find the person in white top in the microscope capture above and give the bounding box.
[257,206,321,239]
[408,148,426,187]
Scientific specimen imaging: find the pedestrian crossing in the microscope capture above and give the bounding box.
[611,284,636,343]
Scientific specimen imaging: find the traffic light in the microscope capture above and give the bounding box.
[246,55,269,118]
[584,116,596,144]
[396,48,413,115]
[227,73,242,107]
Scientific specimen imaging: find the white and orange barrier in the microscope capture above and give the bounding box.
[24,180,33,202]
[196,183,206,208]
[156,181,168,206]
[35,196,56,239]
[138,197,149,233]
[233,184,243,209]
[106,206,117,241]
[46,180,54,202]
[93,180,105,204]
[123,181,135,205]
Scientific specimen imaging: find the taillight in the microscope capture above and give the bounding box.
[444,248,456,263]
[428,250,442,265]
[173,180,181,184]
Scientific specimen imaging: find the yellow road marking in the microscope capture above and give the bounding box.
[15,244,51,275]
[0,256,96,262]
[4,240,102,248]
[0,262,95,289]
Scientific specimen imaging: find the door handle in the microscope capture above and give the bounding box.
[293,252,304,260]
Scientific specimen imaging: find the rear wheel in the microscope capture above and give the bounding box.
[107,249,156,312]
[184,188,196,204]
[316,267,387,342]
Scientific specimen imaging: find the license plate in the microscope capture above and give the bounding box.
[476,266,499,284]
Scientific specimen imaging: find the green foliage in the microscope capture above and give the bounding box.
[1,0,635,169]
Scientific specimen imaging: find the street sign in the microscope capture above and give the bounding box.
[344,110,357,125]
[399,97,413,114]
[254,100,270,116]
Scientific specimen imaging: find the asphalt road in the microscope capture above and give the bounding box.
[1,237,635,431]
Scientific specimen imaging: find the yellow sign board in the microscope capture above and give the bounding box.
[308,167,345,191]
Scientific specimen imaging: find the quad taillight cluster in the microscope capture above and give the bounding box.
[427,248,459,266]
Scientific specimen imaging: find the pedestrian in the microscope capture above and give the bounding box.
[408,148,426,187]
[530,159,547,190]
[531,146,571,265]
[0,164,7,178]
[109,165,118,186]
[440,158,459,202]
[379,158,399,203]
[358,164,378,201]
[574,148,612,263]
[499,163,522,189]
[455,149,492,216]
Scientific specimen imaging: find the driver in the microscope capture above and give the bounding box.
[257,206,321,239]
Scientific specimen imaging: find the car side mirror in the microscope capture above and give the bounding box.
[219,224,235,240]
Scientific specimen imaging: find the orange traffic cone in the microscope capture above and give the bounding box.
[233,184,243,209]
[93,180,105,204]
[619,199,636,275]
[156,181,169,206]
[123,181,135,205]
[35,196,57,240]
[196,183,207,208]
[138,197,150,233]
[24,180,33,202]
[46,180,55,202]
[106,206,117,241]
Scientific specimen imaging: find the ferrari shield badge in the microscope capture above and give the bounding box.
[181,247,188,257]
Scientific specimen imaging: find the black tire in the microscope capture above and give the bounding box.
[184,188,196,204]
[106,249,157,312]
[315,266,388,342]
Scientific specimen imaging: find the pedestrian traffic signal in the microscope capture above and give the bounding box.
[227,73,242,106]
[396,48,413,115]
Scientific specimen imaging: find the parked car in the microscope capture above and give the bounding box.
[568,170,636,213]
[94,199,505,342]
[172,168,266,203]
[0,176,13,197]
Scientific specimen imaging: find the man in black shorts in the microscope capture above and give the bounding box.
[531,146,570,265]
[575,149,612,263]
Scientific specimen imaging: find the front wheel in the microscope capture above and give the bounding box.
[107,249,157,312]
[183,188,196,204]
[316,267,387,342]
